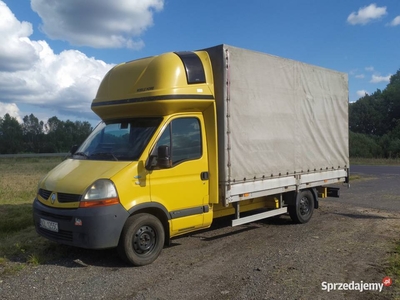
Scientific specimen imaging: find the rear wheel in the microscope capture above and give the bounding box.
[118,213,165,266]
[288,190,314,224]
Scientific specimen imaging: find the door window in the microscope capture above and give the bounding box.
[155,118,202,165]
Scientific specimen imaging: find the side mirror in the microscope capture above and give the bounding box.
[70,144,79,155]
[157,145,171,169]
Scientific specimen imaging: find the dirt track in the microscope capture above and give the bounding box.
[0,166,399,299]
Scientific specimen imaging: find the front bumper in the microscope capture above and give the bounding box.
[33,198,130,249]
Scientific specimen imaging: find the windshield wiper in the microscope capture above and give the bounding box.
[73,152,89,159]
[90,152,118,161]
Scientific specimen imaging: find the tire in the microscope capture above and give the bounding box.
[118,213,165,266]
[288,190,314,224]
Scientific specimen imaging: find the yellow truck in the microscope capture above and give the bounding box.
[33,44,349,266]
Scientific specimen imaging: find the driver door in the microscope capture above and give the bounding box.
[149,115,210,236]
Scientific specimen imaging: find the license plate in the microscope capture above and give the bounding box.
[40,218,59,232]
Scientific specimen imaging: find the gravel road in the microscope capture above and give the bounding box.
[1,166,399,299]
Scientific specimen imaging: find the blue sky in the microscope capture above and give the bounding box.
[0,0,399,126]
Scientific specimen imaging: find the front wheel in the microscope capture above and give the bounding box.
[118,213,165,266]
[288,190,314,224]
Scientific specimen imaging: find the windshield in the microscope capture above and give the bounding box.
[74,118,162,161]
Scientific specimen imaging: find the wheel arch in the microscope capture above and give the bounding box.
[127,203,171,245]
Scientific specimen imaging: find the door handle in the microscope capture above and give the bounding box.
[200,171,209,180]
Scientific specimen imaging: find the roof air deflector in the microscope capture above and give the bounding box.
[174,51,206,84]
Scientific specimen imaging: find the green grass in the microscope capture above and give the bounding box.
[349,174,361,181]
[0,157,65,274]
[0,157,64,204]
[386,241,400,296]
[387,242,400,277]
[350,157,400,166]
[0,204,33,233]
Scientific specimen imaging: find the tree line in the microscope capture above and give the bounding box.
[0,114,93,154]
[349,69,400,158]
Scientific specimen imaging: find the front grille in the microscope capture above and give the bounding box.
[58,193,81,203]
[38,189,81,203]
[38,189,51,200]
[37,225,73,242]
[34,208,73,221]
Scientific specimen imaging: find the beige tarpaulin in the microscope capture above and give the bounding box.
[205,45,349,184]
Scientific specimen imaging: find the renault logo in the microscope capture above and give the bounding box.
[51,193,56,204]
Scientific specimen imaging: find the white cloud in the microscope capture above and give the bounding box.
[356,90,369,97]
[0,102,22,123]
[0,1,114,120]
[365,66,374,72]
[355,74,365,79]
[370,74,391,83]
[0,2,39,71]
[388,16,400,27]
[31,0,164,48]
[347,4,387,25]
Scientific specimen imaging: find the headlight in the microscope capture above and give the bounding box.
[80,179,119,208]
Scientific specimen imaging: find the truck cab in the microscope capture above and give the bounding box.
[33,50,219,266]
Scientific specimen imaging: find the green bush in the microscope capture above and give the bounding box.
[349,131,382,158]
